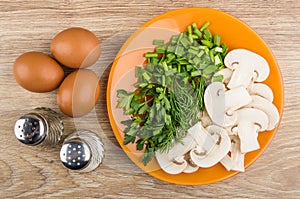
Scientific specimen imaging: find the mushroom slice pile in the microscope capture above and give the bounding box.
[207,48,280,172]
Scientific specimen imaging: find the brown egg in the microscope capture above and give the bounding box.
[51,27,101,69]
[57,69,100,117]
[13,51,64,92]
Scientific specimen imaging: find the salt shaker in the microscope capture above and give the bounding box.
[60,130,104,172]
[14,107,64,147]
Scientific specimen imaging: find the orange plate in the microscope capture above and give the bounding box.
[107,8,284,185]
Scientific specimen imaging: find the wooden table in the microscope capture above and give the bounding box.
[0,1,299,198]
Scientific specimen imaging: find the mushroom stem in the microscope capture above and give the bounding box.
[236,108,269,153]
[220,135,245,172]
[227,62,254,89]
[225,86,252,111]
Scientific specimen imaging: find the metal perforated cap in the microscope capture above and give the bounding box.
[14,113,48,146]
[60,140,91,170]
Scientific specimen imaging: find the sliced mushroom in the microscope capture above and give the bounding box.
[204,82,236,127]
[165,127,198,160]
[248,83,274,102]
[188,122,218,151]
[236,108,269,153]
[213,68,233,85]
[221,135,245,172]
[246,95,279,130]
[183,164,199,173]
[224,49,270,89]
[190,125,231,168]
[204,82,251,127]
[155,152,187,175]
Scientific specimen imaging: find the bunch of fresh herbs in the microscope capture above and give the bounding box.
[117,21,228,165]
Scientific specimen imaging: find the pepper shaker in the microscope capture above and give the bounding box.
[60,130,104,172]
[14,107,64,147]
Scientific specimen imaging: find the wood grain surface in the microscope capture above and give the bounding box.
[0,0,299,198]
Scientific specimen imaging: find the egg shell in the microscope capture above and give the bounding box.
[13,51,64,92]
[57,69,100,117]
[51,27,101,69]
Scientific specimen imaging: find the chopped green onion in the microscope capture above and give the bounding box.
[145,53,158,58]
[203,65,217,75]
[221,43,228,56]
[213,74,224,82]
[186,64,193,71]
[194,29,202,38]
[156,45,166,54]
[142,72,151,81]
[166,53,176,63]
[177,33,184,44]
[153,39,164,46]
[209,50,215,62]
[201,40,213,48]
[200,21,210,31]
[197,50,204,58]
[214,54,222,66]
[187,25,193,42]
[180,36,191,48]
[175,45,185,56]
[203,29,212,41]
[214,46,223,53]
[161,75,166,86]
[177,59,189,65]
[188,48,199,55]
[192,22,198,30]
[146,63,155,72]
[167,45,176,53]
[191,70,201,77]
[187,25,192,35]
[151,57,159,64]
[171,35,179,44]
[162,61,169,71]
[192,56,201,65]
[214,34,220,46]
[192,34,198,39]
